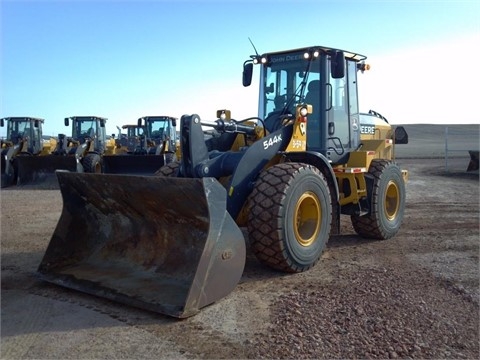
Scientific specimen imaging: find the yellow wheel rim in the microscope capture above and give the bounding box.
[385,180,400,221]
[293,191,321,247]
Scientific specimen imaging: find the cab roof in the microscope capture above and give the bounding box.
[260,45,367,62]
[1,117,45,123]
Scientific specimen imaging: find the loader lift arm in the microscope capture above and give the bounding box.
[179,114,293,220]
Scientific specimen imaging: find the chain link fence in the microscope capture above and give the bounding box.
[394,124,479,173]
[444,126,479,172]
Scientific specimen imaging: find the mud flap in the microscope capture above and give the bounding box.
[37,171,246,318]
[102,155,166,175]
[16,156,77,186]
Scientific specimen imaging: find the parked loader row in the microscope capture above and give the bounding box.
[1,115,179,187]
[36,44,410,319]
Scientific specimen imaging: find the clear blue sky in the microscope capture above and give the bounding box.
[1,0,479,137]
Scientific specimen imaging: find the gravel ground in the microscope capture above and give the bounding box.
[249,264,478,359]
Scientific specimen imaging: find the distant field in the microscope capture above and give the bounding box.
[394,124,479,159]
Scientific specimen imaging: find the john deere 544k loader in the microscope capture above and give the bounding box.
[37,45,408,318]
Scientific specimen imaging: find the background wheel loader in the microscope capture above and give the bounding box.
[15,116,116,186]
[113,124,148,155]
[102,115,180,174]
[1,117,57,188]
[37,45,408,318]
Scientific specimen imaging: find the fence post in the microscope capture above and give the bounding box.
[444,126,448,171]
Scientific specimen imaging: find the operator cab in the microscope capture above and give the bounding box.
[244,46,366,165]
[1,117,44,154]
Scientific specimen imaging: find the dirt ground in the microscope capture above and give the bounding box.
[1,147,479,358]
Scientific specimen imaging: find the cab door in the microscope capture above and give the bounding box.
[326,58,359,164]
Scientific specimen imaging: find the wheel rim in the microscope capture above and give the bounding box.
[385,180,400,221]
[293,191,321,247]
[94,161,102,173]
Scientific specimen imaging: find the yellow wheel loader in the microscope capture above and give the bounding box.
[113,124,146,155]
[37,46,408,318]
[102,116,180,175]
[1,117,57,188]
[15,116,116,185]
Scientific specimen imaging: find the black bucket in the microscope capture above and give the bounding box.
[16,155,77,186]
[102,154,166,175]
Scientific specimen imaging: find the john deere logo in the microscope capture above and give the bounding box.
[360,125,375,135]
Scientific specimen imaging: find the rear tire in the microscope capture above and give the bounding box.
[83,154,102,173]
[351,160,405,239]
[155,161,180,176]
[247,163,332,273]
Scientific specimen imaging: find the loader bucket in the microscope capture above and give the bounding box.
[102,154,165,175]
[37,171,246,318]
[16,155,78,186]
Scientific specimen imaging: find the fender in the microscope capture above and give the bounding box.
[285,151,339,202]
[227,124,294,219]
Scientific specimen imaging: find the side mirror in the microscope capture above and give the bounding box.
[394,126,408,144]
[331,51,345,79]
[64,117,70,126]
[137,118,143,127]
[100,119,105,127]
[34,120,39,128]
[172,118,177,127]
[0,118,4,127]
[243,62,253,87]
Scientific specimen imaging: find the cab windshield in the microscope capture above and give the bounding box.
[74,117,98,138]
[146,118,171,140]
[7,119,31,141]
[262,51,321,120]
[126,126,144,138]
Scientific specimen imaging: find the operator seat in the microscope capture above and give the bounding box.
[304,80,321,144]
[304,80,320,111]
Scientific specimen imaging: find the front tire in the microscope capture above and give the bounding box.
[247,163,332,273]
[83,154,102,173]
[351,160,406,239]
[155,161,180,176]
